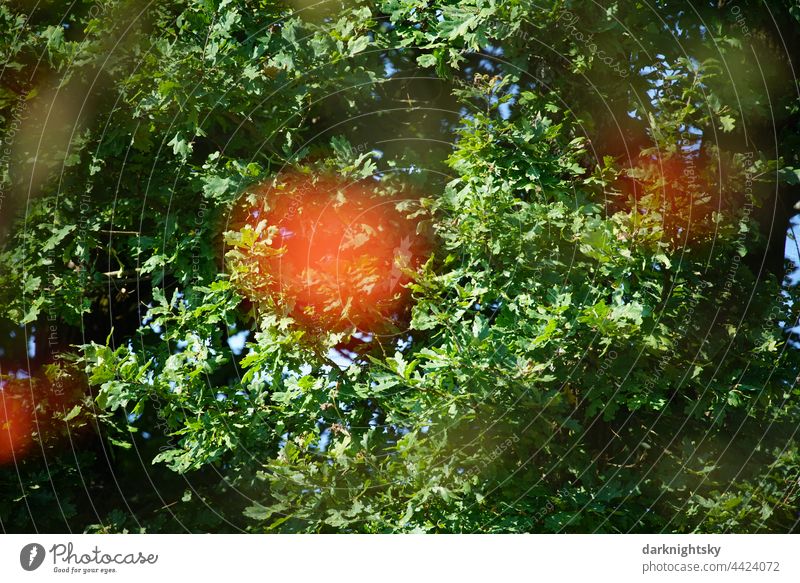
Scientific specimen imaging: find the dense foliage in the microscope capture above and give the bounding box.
[2,0,800,533]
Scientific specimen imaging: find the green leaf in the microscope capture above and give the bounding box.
[62,405,82,423]
[417,54,438,68]
[167,133,191,158]
[348,35,370,56]
[719,115,735,132]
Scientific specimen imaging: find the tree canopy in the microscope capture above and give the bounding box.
[1,0,800,533]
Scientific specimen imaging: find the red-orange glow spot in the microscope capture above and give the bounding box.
[0,365,89,465]
[640,154,717,239]
[0,394,33,465]
[231,174,429,332]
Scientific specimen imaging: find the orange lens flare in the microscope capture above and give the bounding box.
[644,155,716,239]
[0,393,33,465]
[0,366,89,466]
[231,174,429,332]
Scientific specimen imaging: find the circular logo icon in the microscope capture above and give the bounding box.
[20,543,46,571]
